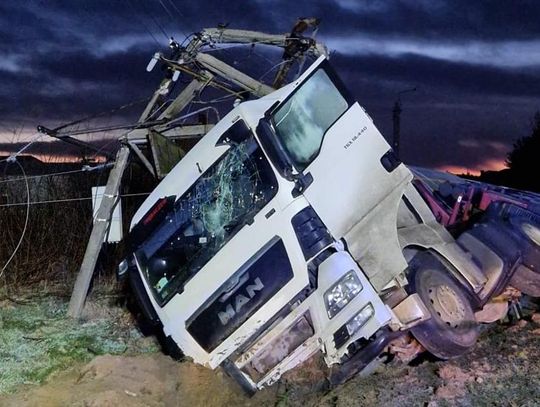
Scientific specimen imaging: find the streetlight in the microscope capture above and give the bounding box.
[392,87,416,159]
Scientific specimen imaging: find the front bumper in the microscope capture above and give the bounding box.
[224,251,392,389]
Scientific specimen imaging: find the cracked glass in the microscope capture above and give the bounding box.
[138,126,278,304]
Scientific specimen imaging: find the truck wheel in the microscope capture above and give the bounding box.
[409,253,479,359]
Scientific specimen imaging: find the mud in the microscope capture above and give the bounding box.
[2,296,539,406]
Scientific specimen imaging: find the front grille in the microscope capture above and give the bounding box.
[186,237,293,352]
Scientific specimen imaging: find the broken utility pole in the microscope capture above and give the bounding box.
[67,19,326,318]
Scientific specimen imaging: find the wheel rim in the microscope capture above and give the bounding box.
[428,284,467,328]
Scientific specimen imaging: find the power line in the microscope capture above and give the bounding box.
[137,0,171,41]
[124,0,162,46]
[156,0,175,20]
[0,163,114,185]
[52,98,149,133]
[164,0,198,36]
[0,192,152,208]
[154,0,189,40]
[0,160,30,278]
[1,133,44,164]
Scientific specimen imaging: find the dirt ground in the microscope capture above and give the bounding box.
[1,314,540,407]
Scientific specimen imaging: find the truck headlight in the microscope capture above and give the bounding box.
[325,270,362,318]
[346,304,374,336]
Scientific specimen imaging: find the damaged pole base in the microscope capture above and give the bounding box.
[328,329,404,386]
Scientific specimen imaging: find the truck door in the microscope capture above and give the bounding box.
[265,56,411,240]
[258,57,413,289]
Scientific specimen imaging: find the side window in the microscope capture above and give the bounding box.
[272,68,349,171]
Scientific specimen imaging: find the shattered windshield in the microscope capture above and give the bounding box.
[272,68,349,171]
[138,129,278,304]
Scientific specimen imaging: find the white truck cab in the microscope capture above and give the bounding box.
[120,56,514,393]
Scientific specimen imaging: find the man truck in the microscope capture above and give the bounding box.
[118,56,540,393]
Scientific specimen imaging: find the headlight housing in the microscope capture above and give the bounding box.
[325,270,362,318]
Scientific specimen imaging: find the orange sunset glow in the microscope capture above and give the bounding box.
[436,157,507,176]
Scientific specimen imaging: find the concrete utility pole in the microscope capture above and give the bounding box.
[67,146,130,317]
[392,87,416,159]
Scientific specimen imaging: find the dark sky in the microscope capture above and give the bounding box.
[1,0,539,173]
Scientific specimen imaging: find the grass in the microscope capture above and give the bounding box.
[0,294,158,394]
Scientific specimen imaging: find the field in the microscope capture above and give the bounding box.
[1,290,539,406]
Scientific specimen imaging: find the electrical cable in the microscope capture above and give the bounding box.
[0,163,115,185]
[52,98,149,133]
[156,0,175,20]
[165,106,220,127]
[0,160,30,278]
[124,0,162,46]
[4,133,44,162]
[193,93,238,105]
[0,192,151,208]
[137,0,170,41]
[164,0,198,35]
[258,59,295,82]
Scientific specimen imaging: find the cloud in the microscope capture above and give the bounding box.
[0,0,539,171]
[324,36,540,68]
[458,139,481,149]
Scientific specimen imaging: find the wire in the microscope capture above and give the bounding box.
[124,0,162,46]
[165,106,220,126]
[0,160,30,278]
[0,163,114,185]
[258,59,294,82]
[89,139,120,161]
[156,0,175,20]
[4,133,44,162]
[52,98,149,133]
[0,192,152,208]
[193,93,238,105]
[164,0,198,35]
[137,0,170,41]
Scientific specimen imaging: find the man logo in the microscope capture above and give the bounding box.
[217,277,264,325]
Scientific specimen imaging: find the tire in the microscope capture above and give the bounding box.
[408,253,479,359]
